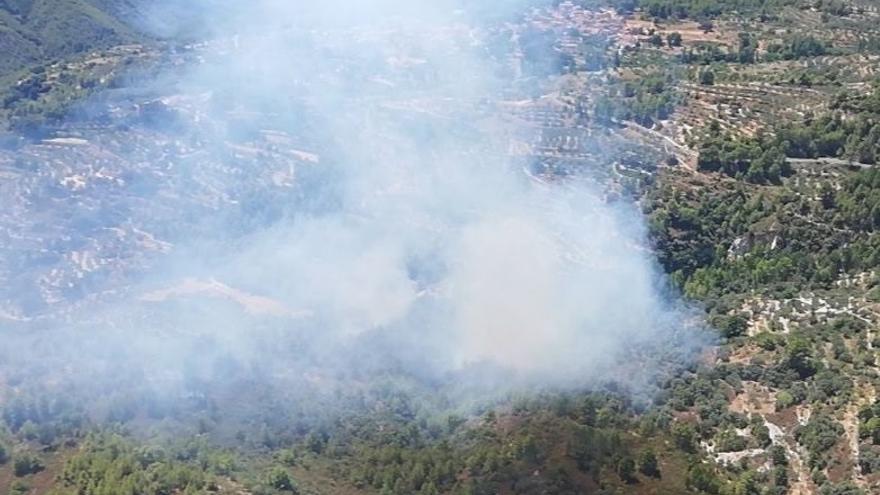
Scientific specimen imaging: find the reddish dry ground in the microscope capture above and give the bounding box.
[0,447,72,495]
[767,406,800,431]
[718,365,824,494]
[826,438,856,484]
[768,404,819,494]
[672,409,700,425]
[726,345,761,366]
[729,382,777,416]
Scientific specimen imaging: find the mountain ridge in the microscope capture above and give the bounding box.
[0,0,145,74]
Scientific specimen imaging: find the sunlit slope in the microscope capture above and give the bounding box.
[0,0,142,73]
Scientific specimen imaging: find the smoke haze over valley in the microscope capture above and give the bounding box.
[8,1,880,493]
[0,0,704,399]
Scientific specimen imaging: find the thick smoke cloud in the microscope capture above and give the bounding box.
[150,0,703,379]
[2,0,707,415]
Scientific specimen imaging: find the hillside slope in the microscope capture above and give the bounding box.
[0,0,143,74]
[8,1,880,495]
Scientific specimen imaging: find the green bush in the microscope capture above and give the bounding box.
[13,452,43,477]
[638,449,660,477]
[264,466,297,492]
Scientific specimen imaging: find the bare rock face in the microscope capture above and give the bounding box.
[727,229,784,260]
[727,234,753,259]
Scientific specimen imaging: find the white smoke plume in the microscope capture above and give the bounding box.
[0,0,709,414]
[156,0,704,379]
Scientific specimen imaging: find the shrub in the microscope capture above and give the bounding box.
[13,453,43,477]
